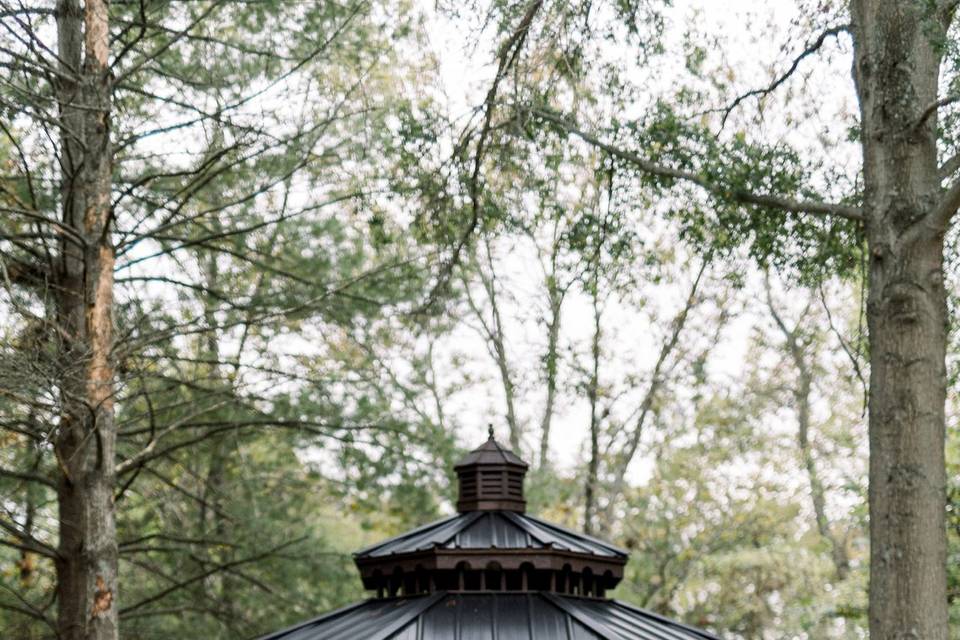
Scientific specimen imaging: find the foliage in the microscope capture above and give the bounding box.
[1,1,957,639]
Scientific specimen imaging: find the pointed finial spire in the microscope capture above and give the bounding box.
[487,423,495,440]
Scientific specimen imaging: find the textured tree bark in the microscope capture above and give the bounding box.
[54,0,119,638]
[851,1,950,636]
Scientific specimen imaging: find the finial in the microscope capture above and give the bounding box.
[487,423,495,440]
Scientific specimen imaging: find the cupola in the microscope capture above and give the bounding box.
[454,425,528,513]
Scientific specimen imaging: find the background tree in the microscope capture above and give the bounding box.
[0,0,443,637]
[2,2,958,639]
[449,0,959,635]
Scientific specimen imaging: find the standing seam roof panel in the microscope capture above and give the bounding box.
[360,513,482,557]
[611,601,720,640]
[448,512,545,549]
[520,514,629,556]
[353,514,461,556]
[258,593,720,640]
[500,512,623,558]
[543,594,720,640]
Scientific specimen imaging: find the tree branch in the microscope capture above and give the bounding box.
[925,175,960,235]
[119,537,304,616]
[719,24,849,127]
[0,466,55,489]
[912,94,960,132]
[606,259,711,509]
[939,151,960,181]
[0,517,59,559]
[533,108,865,222]
[422,0,544,309]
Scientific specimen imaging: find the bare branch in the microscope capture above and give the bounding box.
[119,537,304,616]
[0,204,87,246]
[0,466,55,489]
[719,24,849,127]
[912,94,960,132]
[939,151,960,181]
[606,259,711,507]
[0,517,59,559]
[817,282,868,415]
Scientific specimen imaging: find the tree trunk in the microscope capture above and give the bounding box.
[851,1,950,636]
[467,240,522,451]
[583,273,602,536]
[795,360,850,580]
[538,267,562,469]
[765,281,850,579]
[54,0,119,638]
[864,234,948,639]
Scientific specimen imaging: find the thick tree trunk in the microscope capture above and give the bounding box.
[54,0,119,638]
[852,1,950,636]
[864,234,948,639]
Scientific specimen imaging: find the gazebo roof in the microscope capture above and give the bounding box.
[260,592,720,640]
[259,431,721,640]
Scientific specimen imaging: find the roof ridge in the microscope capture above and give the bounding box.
[366,592,447,640]
[539,592,623,639]
[255,598,372,640]
[352,513,466,557]
[502,512,624,558]
[610,600,722,640]
[491,438,514,463]
[498,510,549,547]
[453,436,528,470]
[522,514,628,557]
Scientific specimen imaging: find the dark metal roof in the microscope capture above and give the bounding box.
[354,511,628,560]
[261,431,723,639]
[258,593,721,640]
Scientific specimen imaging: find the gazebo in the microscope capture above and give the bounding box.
[261,429,720,639]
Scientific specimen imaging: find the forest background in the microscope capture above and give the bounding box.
[1,0,958,639]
